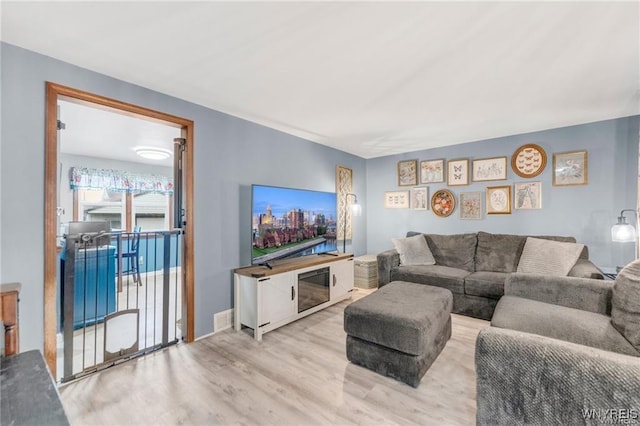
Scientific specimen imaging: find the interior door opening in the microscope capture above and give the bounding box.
[45,82,195,381]
[56,100,184,382]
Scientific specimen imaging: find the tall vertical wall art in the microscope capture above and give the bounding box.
[336,166,353,241]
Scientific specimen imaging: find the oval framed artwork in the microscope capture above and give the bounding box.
[486,185,512,214]
[431,189,455,217]
[511,144,547,178]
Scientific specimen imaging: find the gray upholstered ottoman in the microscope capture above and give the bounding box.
[344,281,453,387]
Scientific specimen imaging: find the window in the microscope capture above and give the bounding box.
[77,189,125,230]
[70,167,174,232]
[75,190,172,232]
[131,192,171,231]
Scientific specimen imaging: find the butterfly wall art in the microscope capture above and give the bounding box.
[511,144,547,178]
[447,159,469,186]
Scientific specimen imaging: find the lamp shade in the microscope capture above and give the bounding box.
[612,223,636,242]
[351,203,362,217]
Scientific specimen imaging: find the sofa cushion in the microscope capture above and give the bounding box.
[464,271,508,299]
[392,234,435,266]
[424,233,477,272]
[390,264,468,294]
[475,327,640,426]
[492,296,639,357]
[475,232,525,273]
[516,237,584,276]
[611,259,640,352]
[505,273,612,315]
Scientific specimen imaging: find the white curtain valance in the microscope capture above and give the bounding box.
[70,167,173,194]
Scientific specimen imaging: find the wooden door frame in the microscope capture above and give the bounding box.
[45,82,195,378]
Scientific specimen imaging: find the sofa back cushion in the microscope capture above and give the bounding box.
[423,233,477,272]
[611,259,640,352]
[475,232,526,272]
[475,232,587,273]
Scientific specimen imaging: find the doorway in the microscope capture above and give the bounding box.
[45,82,195,380]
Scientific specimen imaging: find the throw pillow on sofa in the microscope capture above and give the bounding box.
[611,259,640,353]
[392,234,436,266]
[516,237,584,276]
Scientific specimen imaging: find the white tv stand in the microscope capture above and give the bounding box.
[234,253,354,341]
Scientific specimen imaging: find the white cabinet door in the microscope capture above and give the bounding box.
[330,258,354,300]
[259,272,295,327]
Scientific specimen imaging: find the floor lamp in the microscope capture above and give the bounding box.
[343,193,362,253]
[611,209,637,272]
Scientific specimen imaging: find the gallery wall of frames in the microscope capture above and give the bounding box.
[367,116,638,269]
[385,144,588,219]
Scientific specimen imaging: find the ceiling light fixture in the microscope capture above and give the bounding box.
[134,147,172,160]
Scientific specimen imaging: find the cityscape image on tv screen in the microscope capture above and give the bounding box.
[252,185,337,264]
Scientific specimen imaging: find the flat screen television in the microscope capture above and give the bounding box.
[251,184,338,265]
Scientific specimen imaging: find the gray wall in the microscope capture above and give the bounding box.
[366,117,639,269]
[1,43,367,352]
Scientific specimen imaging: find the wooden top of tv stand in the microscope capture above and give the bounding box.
[234,253,354,278]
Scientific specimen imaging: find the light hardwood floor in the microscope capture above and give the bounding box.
[59,288,489,425]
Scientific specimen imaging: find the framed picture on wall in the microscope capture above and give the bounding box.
[486,185,511,214]
[420,159,445,183]
[397,160,418,186]
[511,144,547,178]
[384,190,410,208]
[411,187,429,210]
[472,157,507,181]
[553,151,588,186]
[514,181,542,209]
[459,191,483,219]
[431,189,456,217]
[447,159,469,186]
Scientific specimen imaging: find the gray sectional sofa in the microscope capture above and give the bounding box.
[475,261,640,425]
[377,231,603,320]
[374,230,639,419]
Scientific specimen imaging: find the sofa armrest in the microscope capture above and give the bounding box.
[505,273,613,315]
[377,249,400,287]
[568,258,605,279]
[476,327,640,426]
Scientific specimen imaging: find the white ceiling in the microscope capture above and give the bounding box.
[58,100,180,167]
[2,1,639,159]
